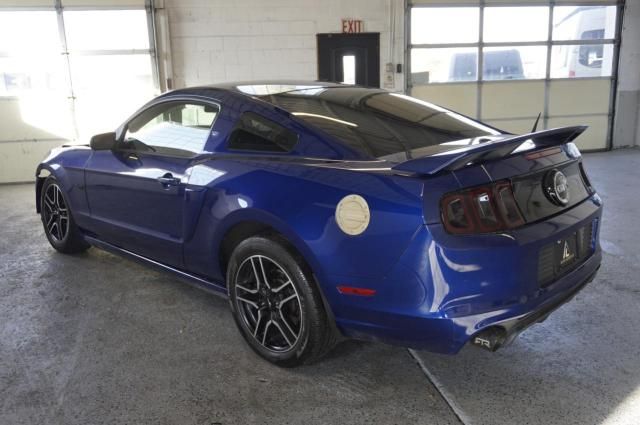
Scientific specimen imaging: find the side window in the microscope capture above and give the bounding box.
[124,102,219,156]
[228,112,298,153]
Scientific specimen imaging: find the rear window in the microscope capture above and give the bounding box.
[228,112,298,153]
[259,87,500,160]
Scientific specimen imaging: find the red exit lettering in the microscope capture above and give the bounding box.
[341,19,363,34]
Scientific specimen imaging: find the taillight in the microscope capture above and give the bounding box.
[579,162,595,194]
[440,180,525,235]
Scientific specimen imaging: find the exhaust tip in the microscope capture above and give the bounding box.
[471,327,507,352]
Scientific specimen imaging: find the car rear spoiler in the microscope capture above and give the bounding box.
[391,126,587,176]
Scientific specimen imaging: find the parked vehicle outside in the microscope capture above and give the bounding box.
[450,49,525,81]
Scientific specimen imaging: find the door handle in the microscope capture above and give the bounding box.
[157,174,181,187]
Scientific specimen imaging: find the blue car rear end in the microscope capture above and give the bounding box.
[330,141,602,354]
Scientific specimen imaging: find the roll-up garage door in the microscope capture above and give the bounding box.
[407,0,622,151]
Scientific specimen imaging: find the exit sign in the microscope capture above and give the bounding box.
[341,19,364,34]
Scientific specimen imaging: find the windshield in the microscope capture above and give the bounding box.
[258,87,501,160]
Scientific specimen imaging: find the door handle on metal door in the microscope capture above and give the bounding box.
[157,174,181,187]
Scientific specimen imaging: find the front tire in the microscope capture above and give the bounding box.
[40,177,90,254]
[227,235,336,367]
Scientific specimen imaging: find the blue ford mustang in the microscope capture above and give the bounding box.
[36,81,602,366]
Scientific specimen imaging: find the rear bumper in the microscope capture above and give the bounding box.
[337,247,601,353]
[461,254,600,352]
[331,194,603,354]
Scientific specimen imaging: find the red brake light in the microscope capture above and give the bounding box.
[440,180,524,235]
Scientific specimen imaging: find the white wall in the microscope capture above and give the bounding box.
[162,0,405,92]
[613,0,640,148]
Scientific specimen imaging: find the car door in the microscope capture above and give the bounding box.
[84,99,219,267]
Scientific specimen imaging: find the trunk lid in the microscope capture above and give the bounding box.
[391,126,587,175]
[400,126,594,226]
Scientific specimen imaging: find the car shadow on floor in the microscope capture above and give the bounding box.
[0,240,459,425]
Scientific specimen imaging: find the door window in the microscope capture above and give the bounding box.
[124,102,219,156]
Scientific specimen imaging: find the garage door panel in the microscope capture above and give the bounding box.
[548,79,611,116]
[485,0,548,3]
[411,0,554,4]
[484,118,539,135]
[481,81,545,120]
[411,84,477,118]
[547,115,608,150]
[61,0,145,6]
[0,140,65,183]
[0,97,75,141]
[411,0,479,5]
[554,0,617,3]
[0,0,51,5]
[408,2,619,151]
[485,0,613,3]
[0,0,145,4]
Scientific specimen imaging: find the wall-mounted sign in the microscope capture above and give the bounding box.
[341,19,364,34]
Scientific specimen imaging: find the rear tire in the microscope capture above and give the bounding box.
[40,177,90,254]
[227,235,336,367]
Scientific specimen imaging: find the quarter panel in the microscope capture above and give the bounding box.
[182,157,426,287]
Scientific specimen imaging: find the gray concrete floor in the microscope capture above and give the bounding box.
[414,148,640,425]
[1,148,639,425]
[0,182,458,423]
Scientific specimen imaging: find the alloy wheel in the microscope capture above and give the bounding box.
[42,183,69,242]
[234,255,303,353]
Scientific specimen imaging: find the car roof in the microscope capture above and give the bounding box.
[166,80,360,98]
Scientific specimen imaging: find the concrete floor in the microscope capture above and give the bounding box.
[415,148,640,425]
[0,182,458,423]
[1,148,639,425]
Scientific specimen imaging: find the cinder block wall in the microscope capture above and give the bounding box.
[162,0,405,92]
[613,0,640,148]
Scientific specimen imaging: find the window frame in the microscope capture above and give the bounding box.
[118,98,221,158]
[226,111,299,154]
[0,2,159,141]
[408,2,619,85]
[406,1,624,151]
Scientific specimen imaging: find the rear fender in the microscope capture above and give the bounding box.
[213,207,326,286]
[183,159,426,290]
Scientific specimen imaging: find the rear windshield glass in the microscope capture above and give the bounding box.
[258,87,501,160]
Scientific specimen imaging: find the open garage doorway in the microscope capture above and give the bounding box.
[317,33,380,88]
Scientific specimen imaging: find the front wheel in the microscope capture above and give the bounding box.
[40,177,90,254]
[227,235,336,367]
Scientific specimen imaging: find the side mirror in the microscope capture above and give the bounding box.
[90,132,117,150]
